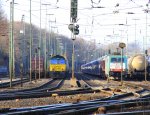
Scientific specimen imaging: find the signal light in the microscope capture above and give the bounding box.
[145,50,148,55]
[68,24,79,35]
[70,0,78,22]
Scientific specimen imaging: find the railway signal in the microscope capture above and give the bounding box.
[68,24,79,35]
[70,0,78,23]
[145,50,148,82]
[70,0,78,87]
[20,63,23,87]
[119,43,126,49]
[119,42,126,86]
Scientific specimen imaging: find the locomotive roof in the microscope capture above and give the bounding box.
[82,54,128,67]
[50,55,66,60]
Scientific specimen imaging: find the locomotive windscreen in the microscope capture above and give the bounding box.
[50,59,57,64]
[111,58,124,62]
[50,58,65,64]
[59,59,65,64]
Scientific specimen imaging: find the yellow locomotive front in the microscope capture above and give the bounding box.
[50,64,66,72]
[48,55,69,79]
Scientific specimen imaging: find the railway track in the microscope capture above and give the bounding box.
[76,73,104,88]
[0,78,29,88]
[79,73,144,90]
[1,89,150,114]
[0,77,102,101]
[0,79,65,100]
[0,74,150,114]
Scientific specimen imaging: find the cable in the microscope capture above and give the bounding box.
[1,3,30,13]
[91,0,101,5]
[129,0,143,7]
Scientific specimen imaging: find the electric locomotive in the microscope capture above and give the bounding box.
[105,55,128,79]
[81,54,128,79]
[47,55,69,79]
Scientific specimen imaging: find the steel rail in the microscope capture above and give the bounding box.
[0,79,57,94]
[2,96,150,114]
[0,78,29,88]
[101,110,150,115]
[0,88,100,100]
[0,79,64,95]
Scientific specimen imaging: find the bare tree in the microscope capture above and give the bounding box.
[0,2,8,55]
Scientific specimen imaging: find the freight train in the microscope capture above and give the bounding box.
[127,54,149,78]
[31,57,44,77]
[47,55,69,79]
[81,54,128,79]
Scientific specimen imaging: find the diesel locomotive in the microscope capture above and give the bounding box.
[47,55,69,79]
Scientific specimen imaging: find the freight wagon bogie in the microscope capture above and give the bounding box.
[49,71,68,79]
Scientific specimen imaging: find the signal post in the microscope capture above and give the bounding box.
[119,42,126,86]
[69,0,79,87]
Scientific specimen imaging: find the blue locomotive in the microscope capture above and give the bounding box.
[0,66,8,75]
[81,55,128,79]
[0,56,8,77]
[47,55,69,79]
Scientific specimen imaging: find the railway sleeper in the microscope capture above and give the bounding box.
[132,92,141,98]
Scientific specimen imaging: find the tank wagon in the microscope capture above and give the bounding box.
[81,54,128,79]
[47,55,69,79]
[128,54,148,77]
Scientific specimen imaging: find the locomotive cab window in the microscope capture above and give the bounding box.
[50,59,57,64]
[111,58,124,62]
[111,58,117,62]
[118,58,124,62]
[50,58,65,64]
[58,59,65,64]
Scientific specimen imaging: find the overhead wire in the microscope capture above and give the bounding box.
[1,3,48,26]
[2,0,150,40]
[3,0,61,11]
[91,0,101,5]
[1,2,57,20]
[129,0,143,7]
